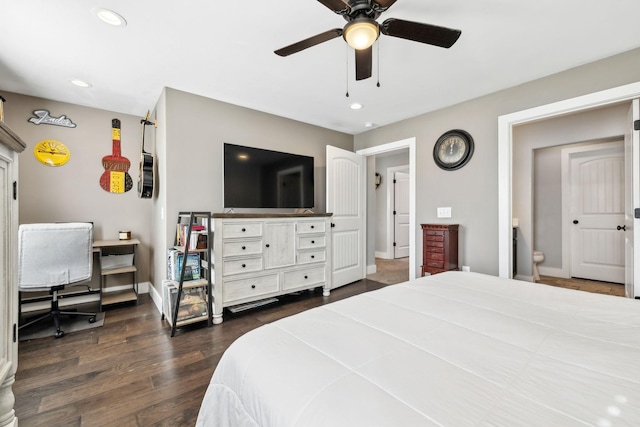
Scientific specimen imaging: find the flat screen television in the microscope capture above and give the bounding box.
[223,143,314,209]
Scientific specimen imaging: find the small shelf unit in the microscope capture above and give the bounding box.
[163,212,213,336]
[94,238,140,309]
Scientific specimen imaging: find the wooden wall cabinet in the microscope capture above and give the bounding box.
[421,224,459,276]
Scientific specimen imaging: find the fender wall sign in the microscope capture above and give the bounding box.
[28,109,77,128]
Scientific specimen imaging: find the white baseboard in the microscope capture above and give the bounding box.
[149,283,163,313]
[514,274,534,282]
[375,251,391,259]
[367,264,377,275]
[538,266,567,278]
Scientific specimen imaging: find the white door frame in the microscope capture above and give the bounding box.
[498,81,640,285]
[357,137,417,280]
[386,165,409,259]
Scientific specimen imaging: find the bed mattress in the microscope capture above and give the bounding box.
[196,271,640,426]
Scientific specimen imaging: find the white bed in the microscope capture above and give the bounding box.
[196,272,640,426]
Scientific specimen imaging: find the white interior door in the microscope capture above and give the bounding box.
[626,99,640,298]
[570,143,625,283]
[326,145,366,289]
[393,171,409,258]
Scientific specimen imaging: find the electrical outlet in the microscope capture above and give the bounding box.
[437,207,452,218]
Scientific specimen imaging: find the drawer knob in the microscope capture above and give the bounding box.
[311,240,315,244]
[311,225,314,229]
[242,246,246,250]
[311,255,315,259]
[304,275,308,279]
[242,264,246,268]
[242,228,246,232]
[251,285,256,289]
[265,243,270,248]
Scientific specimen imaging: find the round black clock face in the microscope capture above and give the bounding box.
[433,129,474,170]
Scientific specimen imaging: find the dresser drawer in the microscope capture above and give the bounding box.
[426,252,444,261]
[298,235,326,249]
[425,234,444,242]
[222,256,263,276]
[297,221,326,234]
[222,222,262,239]
[223,274,279,303]
[222,239,263,257]
[426,239,444,248]
[282,266,325,291]
[298,249,326,264]
[425,246,444,254]
[425,260,444,269]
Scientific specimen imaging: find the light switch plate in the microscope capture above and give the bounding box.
[437,207,452,218]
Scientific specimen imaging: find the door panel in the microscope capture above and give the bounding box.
[393,171,410,258]
[326,145,365,288]
[570,146,625,283]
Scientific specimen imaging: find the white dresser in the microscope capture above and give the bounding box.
[212,213,332,323]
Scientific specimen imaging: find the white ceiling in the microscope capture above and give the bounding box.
[2,0,640,135]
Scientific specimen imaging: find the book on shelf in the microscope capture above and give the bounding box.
[176,223,207,250]
[167,249,201,281]
[163,280,208,324]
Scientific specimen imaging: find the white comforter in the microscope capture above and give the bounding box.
[197,272,640,426]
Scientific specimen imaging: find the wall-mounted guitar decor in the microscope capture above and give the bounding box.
[99,118,132,193]
[28,109,76,128]
[138,111,155,199]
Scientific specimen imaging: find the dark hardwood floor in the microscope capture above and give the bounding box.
[15,273,624,426]
[14,279,389,427]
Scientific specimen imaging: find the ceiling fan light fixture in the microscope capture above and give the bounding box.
[343,18,379,50]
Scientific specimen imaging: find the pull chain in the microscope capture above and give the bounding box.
[376,41,381,88]
[345,44,350,97]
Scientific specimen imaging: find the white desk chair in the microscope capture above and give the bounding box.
[18,222,97,338]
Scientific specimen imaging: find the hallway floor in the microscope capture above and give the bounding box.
[537,275,626,297]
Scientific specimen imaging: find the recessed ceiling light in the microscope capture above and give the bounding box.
[364,122,374,128]
[70,79,92,88]
[350,103,363,110]
[93,8,127,27]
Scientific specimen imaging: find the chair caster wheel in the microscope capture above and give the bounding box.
[89,316,96,323]
[54,330,65,339]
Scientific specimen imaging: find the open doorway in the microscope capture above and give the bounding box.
[499,82,640,299]
[356,138,417,283]
[367,157,410,284]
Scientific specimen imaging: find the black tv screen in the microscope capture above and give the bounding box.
[224,143,315,209]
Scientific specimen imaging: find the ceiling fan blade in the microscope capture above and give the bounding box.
[381,18,461,48]
[317,0,352,13]
[355,46,372,81]
[274,28,343,57]
[374,0,398,10]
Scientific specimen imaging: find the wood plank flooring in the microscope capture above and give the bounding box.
[14,273,626,426]
[14,279,389,427]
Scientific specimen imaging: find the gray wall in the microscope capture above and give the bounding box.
[151,88,353,300]
[354,47,640,276]
[4,92,153,288]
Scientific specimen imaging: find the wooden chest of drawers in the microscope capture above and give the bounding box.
[421,224,459,276]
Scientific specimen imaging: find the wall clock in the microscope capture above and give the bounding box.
[33,139,70,166]
[433,129,474,171]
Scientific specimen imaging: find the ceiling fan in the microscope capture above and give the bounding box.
[274,0,462,81]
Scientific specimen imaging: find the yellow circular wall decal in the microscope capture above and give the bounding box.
[33,139,70,166]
